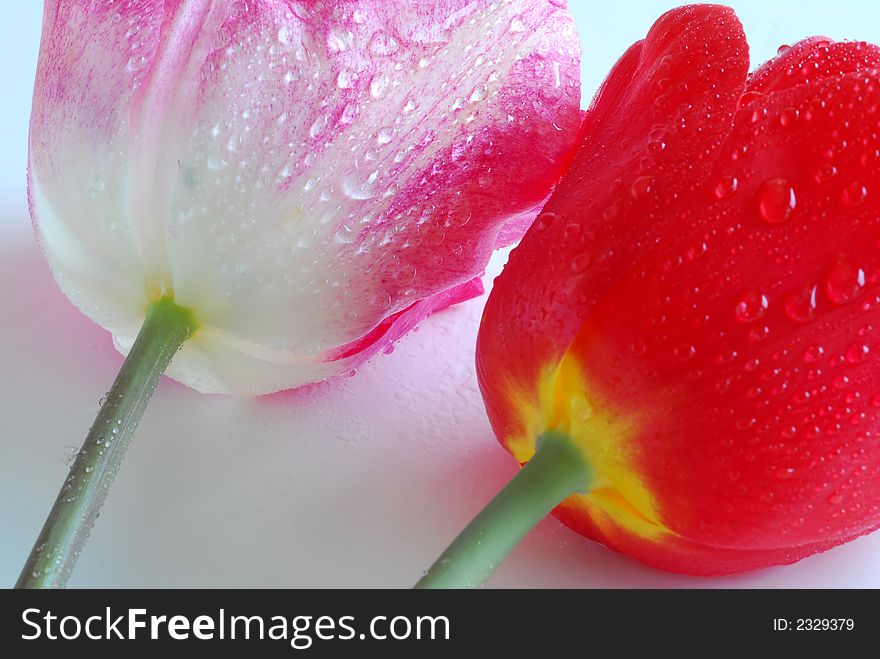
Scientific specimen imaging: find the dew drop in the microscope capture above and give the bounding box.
[534,212,557,230]
[370,74,390,99]
[775,467,795,480]
[368,30,399,56]
[712,175,738,200]
[570,252,593,274]
[735,288,769,322]
[802,345,825,363]
[748,325,770,342]
[814,163,838,183]
[674,343,696,361]
[824,255,866,304]
[846,343,870,364]
[779,107,798,127]
[630,175,654,199]
[757,178,796,223]
[278,25,294,45]
[376,126,394,145]
[841,181,868,207]
[784,284,818,322]
[336,69,354,88]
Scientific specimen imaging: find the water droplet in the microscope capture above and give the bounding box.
[775,467,795,480]
[784,284,818,322]
[749,325,771,341]
[368,30,399,57]
[278,26,294,45]
[370,74,390,99]
[674,343,696,361]
[630,176,653,199]
[570,252,592,274]
[342,169,379,200]
[376,127,394,145]
[309,113,329,139]
[735,417,756,430]
[735,288,769,322]
[647,128,667,153]
[841,182,868,207]
[825,255,866,304]
[336,69,354,88]
[814,163,838,183]
[846,343,870,363]
[712,176,738,200]
[757,178,796,223]
[534,212,557,230]
[802,345,825,362]
[779,107,798,127]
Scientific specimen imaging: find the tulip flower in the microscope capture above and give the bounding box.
[19,0,581,587]
[417,4,880,588]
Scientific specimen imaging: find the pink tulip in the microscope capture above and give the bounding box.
[18,1,582,590]
[29,0,581,394]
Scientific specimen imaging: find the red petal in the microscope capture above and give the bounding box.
[747,37,880,95]
[479,7,880,573]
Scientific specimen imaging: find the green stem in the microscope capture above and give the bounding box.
[15,296,196,589]
[415,431,591,589]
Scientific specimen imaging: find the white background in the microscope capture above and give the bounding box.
[3,2,880,588]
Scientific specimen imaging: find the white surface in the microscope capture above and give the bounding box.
[3,1,880,588]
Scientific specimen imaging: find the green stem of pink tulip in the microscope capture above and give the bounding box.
[415,431,591,589]
[15,296,196,589]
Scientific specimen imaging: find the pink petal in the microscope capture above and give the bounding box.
[30,0,581,393]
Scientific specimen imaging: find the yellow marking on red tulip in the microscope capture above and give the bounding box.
[504,351,670,540]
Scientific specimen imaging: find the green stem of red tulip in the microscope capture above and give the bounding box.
[415,431,591,589]
[15,296,196,589]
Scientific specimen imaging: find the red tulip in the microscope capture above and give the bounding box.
[421,4,880,583]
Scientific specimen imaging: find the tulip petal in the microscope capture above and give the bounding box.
[480,6,880,574]
[30,0,581,393]
[746,37,880,95]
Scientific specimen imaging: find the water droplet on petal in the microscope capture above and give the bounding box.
[775,467,795,480]
[779,107,798,127]
[784,284,818,322]
[570,252,592,274]
[825,255,866,304]
[630,175,654,199]
[674,343,696,361]
[846,343,870,364]
[735,288,769,322]
[534,212,557,230]
[712,176,738,200]
[814,163,838,183]
[802,345,825,363]
[757,178,796,223]
[841,181,868,207]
